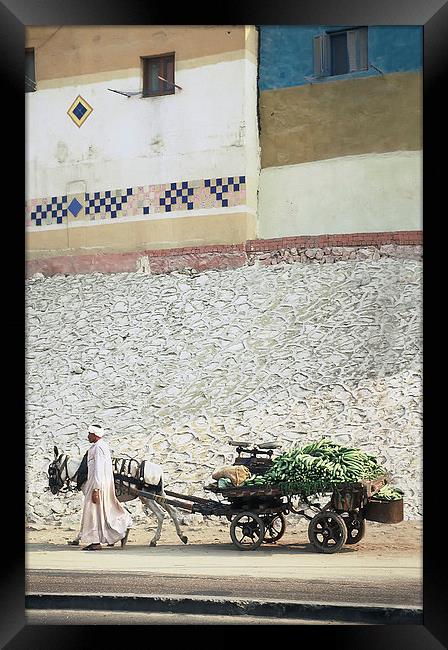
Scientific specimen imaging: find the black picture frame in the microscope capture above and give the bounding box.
[2,0,440,646]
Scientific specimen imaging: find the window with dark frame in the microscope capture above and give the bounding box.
[142,53,175,97]
[25,48,36,92]
[314,27,368,78]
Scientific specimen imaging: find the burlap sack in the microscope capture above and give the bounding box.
[212,465,251,486]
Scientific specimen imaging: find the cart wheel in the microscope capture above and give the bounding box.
[345,515,366,545]
[230,512,265,551]
[308,511,347,553]
[262,513,286,543]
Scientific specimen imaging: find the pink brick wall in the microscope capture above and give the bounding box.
[26,231,422,277]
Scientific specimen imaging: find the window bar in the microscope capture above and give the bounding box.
[157,75,182,91]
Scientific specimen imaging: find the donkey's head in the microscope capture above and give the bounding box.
[47,446,65,495]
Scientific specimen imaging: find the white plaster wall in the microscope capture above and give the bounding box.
[26,259,422,527]
[257,151,422,238]
[242,33,261,212]
[25,57,259,199]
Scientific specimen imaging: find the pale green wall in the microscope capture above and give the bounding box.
[258,151,422,238]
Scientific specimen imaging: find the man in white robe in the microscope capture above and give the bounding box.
[80,424,133,551]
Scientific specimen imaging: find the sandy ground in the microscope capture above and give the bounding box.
[26,518,422,556]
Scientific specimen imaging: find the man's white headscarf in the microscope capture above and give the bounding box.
[88,424,104,438]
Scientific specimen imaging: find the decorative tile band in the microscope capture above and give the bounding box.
[25,176,247,228]
[27,196,69,227]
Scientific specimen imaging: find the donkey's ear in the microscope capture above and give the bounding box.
[54,445,59,457]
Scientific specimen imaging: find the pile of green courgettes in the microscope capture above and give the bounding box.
[370,484,404,501]
[243,437,402,499]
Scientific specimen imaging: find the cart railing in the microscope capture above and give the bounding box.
[205,474,389,501]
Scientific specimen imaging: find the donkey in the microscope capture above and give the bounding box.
[47,446,188,547]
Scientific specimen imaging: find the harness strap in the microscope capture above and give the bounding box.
[139,460,146,483]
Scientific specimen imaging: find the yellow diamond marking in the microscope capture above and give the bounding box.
[67,95,93,128]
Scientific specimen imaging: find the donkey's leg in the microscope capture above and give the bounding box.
[140,496,165,547]
[158,492,188,544]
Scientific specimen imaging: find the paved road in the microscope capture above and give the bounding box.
[26,539,422,608]
[26,609,356,625]
[26,568,421,607]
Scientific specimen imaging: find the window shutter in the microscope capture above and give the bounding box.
[358,27,368,70]
[313,35,323,76]
[314,34,331,77]
[322,33,331,75]
[25,48,36,92]
[347,28,368,72]
[347,30,358,72]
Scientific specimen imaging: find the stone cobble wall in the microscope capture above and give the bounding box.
[247,244,422,266]
[26,258,422,528]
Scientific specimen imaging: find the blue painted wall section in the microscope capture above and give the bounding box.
[259,26,422,90]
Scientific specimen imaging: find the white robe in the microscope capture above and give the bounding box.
[80,438,133,545]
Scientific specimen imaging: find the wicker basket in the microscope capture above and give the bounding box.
[365,498,404,523]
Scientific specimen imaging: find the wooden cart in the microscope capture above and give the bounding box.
[134,473,391,554]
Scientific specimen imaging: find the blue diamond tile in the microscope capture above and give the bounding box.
[73,102,87,120]
[222,199,228,207]
[182,196,188,203]
[222,185,228,192]
[216,193,222,200]
[228,177,234,184]
[68,197,82,217]
[234,184,240,191]
[239,176,245,183]
[205,179,210,187]
[143,207,150,214]
[187,203,193,210]
[216,179,222,186]
[171,183,176,190]
[182,181,188,189]
[165,205,171,212]
[36,205,42,213]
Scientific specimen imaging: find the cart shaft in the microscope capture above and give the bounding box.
[137,489,195,512]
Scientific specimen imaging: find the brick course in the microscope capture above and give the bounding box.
[26,231,422,277]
